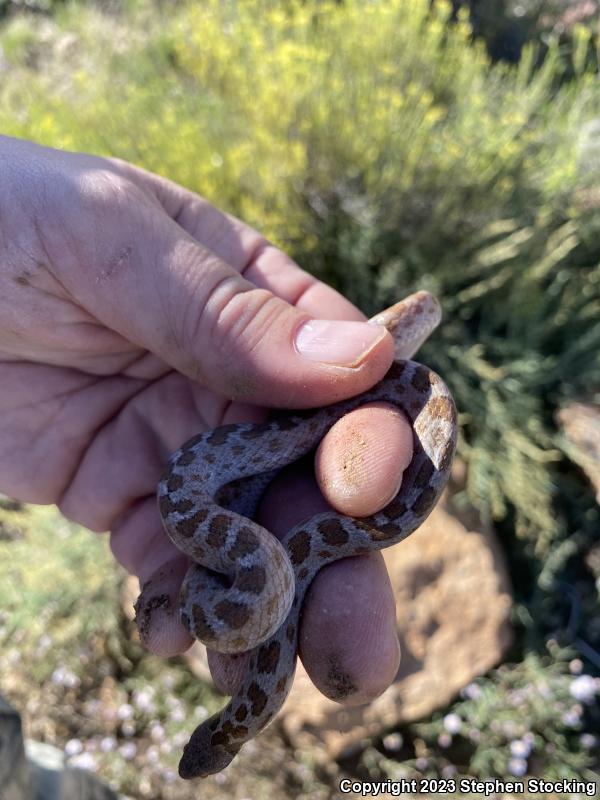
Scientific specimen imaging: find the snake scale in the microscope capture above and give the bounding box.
[156,292,457,779]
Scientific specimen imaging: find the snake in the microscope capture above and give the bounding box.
[155,291,457,779]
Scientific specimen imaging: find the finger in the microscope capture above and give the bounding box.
[110,497,194,657]
[109,158,364,321]
[299,551,400,704]
[315,401,413,517]
[77,160,394,408]
[58,371,267,533]
[261,465,401,703]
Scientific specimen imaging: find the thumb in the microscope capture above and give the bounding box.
[65,174,394,408]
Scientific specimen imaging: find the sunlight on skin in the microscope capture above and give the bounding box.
[0,135,406,705]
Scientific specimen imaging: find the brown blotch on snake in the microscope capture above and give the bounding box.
[166,473,184,493]
[414,460,435,489]
[287,530,311,565]
[191,604,217,642]
[247,683,268,716]
[318,518,349,546]
[154,293,457,780]
[381,498,408,521]
[235,565,267,595]
[226,527,259,559]
[175,509,209,539]
[206,515,230,548]
[158,494,191,517]
[207,425,237,446]
[176,449,198,468]
[410,364,432,393]
[213,600,251,629]
[257,641,281,674]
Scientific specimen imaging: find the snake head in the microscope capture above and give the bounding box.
[178,718,239,779]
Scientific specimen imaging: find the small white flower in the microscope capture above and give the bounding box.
[194,705,208,719]
[170,706,186,723]
[51,667,80,688]
[99,737,116,753]
[162,674,176,690]
[510,739,532,758]
[441,764,457,778]
[443,713,461,734]
[118,742,137,761]
[150,723,165,742]
[580,733,597,750]
[437,732,452,748]
[65,739,83,757]
[415,757,428,771]
[162,769,178,784]
[382,732,403,751]
[121,721,136,737]
[508,756,527,776]
[133,691,156,713]
[563,704,583,727]
[117,703,134,720]
[569,658,583,674]
[569,675,598,703]
[145,745,160,764]
[68,752,98,772]
[462,682,482,700]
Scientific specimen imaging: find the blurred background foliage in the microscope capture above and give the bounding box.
[0,0,598,792]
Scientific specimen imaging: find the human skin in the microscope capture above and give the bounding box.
[0,135,414,704]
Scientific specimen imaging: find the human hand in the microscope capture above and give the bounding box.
[0,135,412,705]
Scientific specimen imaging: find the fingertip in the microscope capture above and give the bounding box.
[315,401,413,517]
[299,552,400,705]
[134,559,194,657]
[207,650,250,695]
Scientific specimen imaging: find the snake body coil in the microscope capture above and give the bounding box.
[157,294,457,778]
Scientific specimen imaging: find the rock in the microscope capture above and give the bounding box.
[556,402,600,503]
[0,697,120,800]
[0,697,31,800]
[280,492,513,758]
